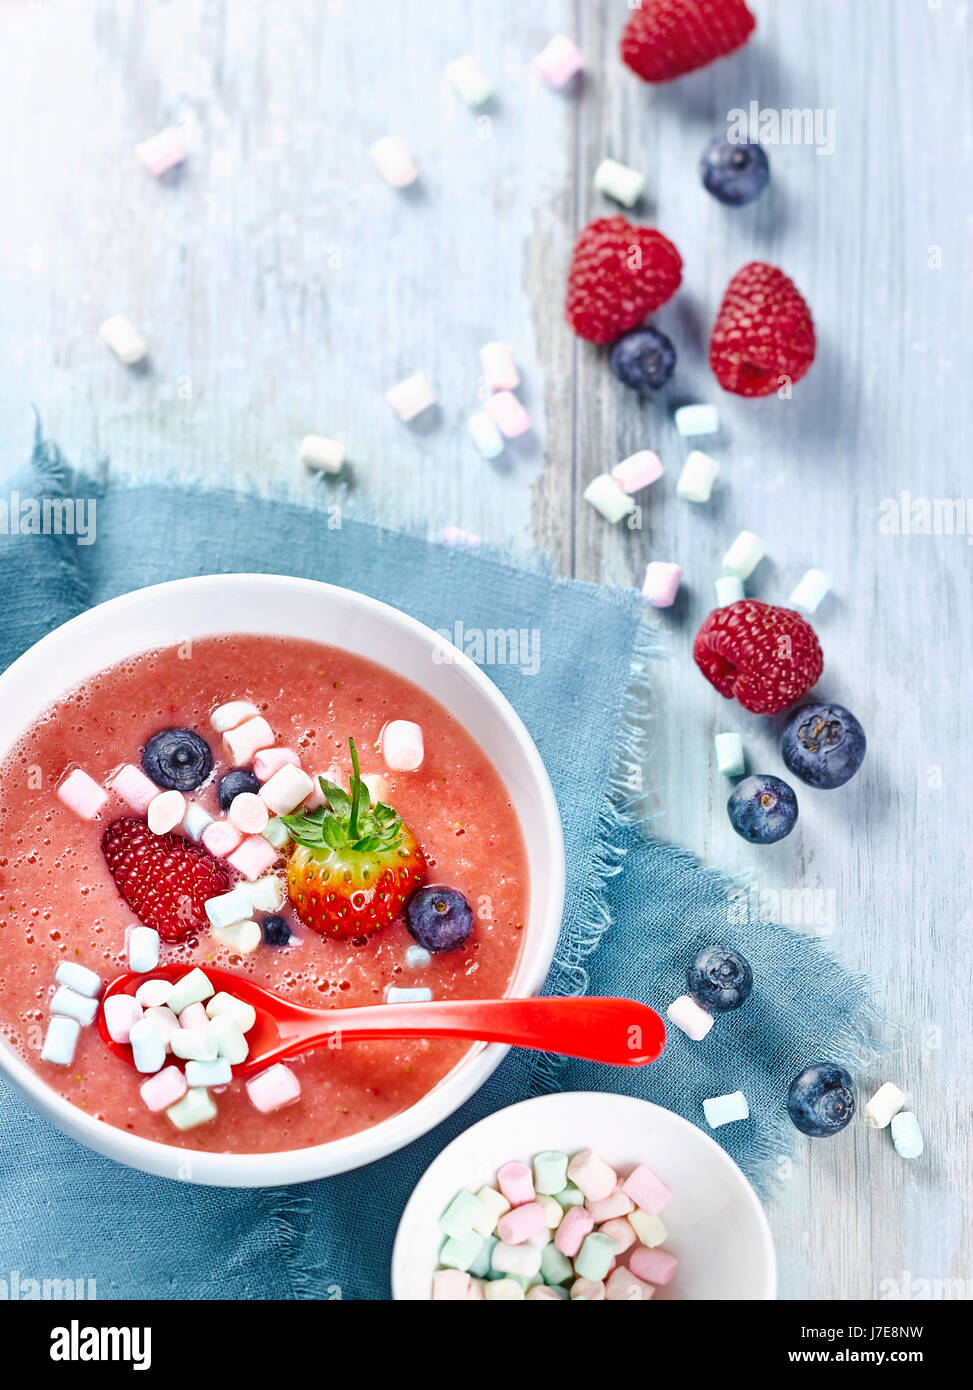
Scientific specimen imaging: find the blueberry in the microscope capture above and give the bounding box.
[610,327,677,393]
[687,945,753,1013]
[780,702,866,790]
[218,769,262,811]
[141,728,213,791]
[787,1062,856,1137]
[700,136,770,207]
[727,774,798,844]
[261,914,291,947]
[405,886,474,953]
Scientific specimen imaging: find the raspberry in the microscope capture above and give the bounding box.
[621,0,756,83]
[709,262,816,397]
[102,817,229,942]
[693,600,823,715]
[565,216,683,344]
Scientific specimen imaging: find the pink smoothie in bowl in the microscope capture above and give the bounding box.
[0,577,563,1183]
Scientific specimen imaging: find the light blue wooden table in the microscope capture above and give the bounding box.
[1,0,969,1300]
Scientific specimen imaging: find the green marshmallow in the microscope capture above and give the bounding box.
[439,1230,485,1272]
[555,1183,585,1209]
[439,1188,487,1240]
[540,1243,574,1286]
[469,1235,498,1279]
[533,1150,569,1196]
[574,1232,615,1282]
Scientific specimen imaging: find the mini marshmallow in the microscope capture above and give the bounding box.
[167,1087,218,1131]
[207,1014,249,1065]
[134,127,186,176]
[382,719,424,772]
[715,732,745,777]
[55,962,102,998]
[554,1205,594,1258]
[601,1217,638,1258]
[438,526,481,548]
[583,474,635,524]
[629,1244,678,1286]
[103,994,143,1044]
[533,1150,569,1196]
[536,1195,563,1229]
[212,919,262,954]
[247,875,285,912]
[129,1017,167,1073]
[865,1082,906,1130]
[484,390,530,438]
[491,1241,541,1278]
[50,986,98,1027]
[432,1269,472,1300]
[143,1005,179,1053]
[299,434,345,474]
[253,747,301,783]
[479,341,519,392]
[497,1202,547,1246]
[593,157,645,208]
[790,568,832,615]
[127,925,160,973]
[140,1066,188,1113]
[223,715,275,766]
[484,1278,524,1301]
[386,372,435,421]
[182,803,214,841]
[540,1243,574,1285]
[445,55,493,107]
[185,1058,233,1088]
[362,772,388,805]
[533,34,582,87]
[134,978,173,1008]
[166,967,214,1017]
[171,1028,219,1062]
[467,1278,487,1300]
[496,1161,534,1207]
[627,1210,667,1247]
[57,768,108,820]
[205,992,257,1033]
[440,1189,489,1240]
[40,1016,81,1065]
[472,1186,510,1236]
[677,450,719,503]
[528,1226,552,1250]
[703,1090,750,1129]
[202,819,244,858]
[642,561,682,609]
[555,1183,585,1208]
[99,315,147,366]
[147,789,186,835]
[570,1276,606,1301]
[526,1284,563,1301]
[586,1190,634,1224]
[574,1232,616,1282]
[567,1149,617,1203]
[469,411,504,460]
[228,835,280,881]
[370,135,418,188]
[210,700,260,733]
[674,403,719,437]
[260,765,314,816]
[228,791,269,834]
[715,575,745,606]
[723,530,765,580]
[611,450,663,494]
[246,1062,301,1114]
[891,1110,924,1159]
[205,886,253,931]
[385,986,433,1004]
[621,1164,672,1218]
[605,1266,654,1301]
[178,1002,209,1031]
[666,993,714,1040]
[108,763,158,814]
[262,817,291,849]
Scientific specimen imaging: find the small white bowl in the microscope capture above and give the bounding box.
[0,574,565,1186]
[392,1092,777,1299]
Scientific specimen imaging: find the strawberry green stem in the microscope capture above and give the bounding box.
[348,737,363,839]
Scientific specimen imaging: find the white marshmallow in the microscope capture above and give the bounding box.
[205,992,257,1033]
[182,803,214,841]
[99,314,147,366]
[212,919,262,954]
[40,1015,81,1065]
[381,720,424,772]
[246,1063,301,1113]
[703,1090,750,1128]
[166,967,214,1016]
[185,1058,233,1088]
[715,732,745,777]
[260,764,315,815]
[666,994,714,1041]
[167,1087,218,1131]
[890,1111,924,1159]
[789,568,831,615]
[223,715,275,766]
[715,575,745,607]
[479,341,519,392]
[204,886,253,931]
[171,1027,219,1062]
[228,791,269,834]
[864,1082,906,1130]
[127,925,160,973]
[207,1014,250,1065]
[674,403,719,437]
[445,55,493,107]
[583,474,635,525]
[147,789,186,835]
[299,434,345,474]
[370,136,418,188]
[246,875,285,913]
[143,1005,180,1053]
[593,157,645,208]
[210,700,260,734]
[676,450,719,503]
[491,1242,542,1278]
[103,994,143,1044]
[722,530,765,581]
[385,986,433,1004]
[55,962,102,998]
[129,1017,167,1073]
[50,986,98,1027]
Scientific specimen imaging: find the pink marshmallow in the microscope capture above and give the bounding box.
[57,768,108,820]
[134,127,186,177]
[302,773,328,810]
[526,1285,562,1301]
[496,1202,547,1245]
[228,835,280,881]
[479,341,519,392]
[611,450,663,494]
[570,1276,605,1300]
[666,993,714,1041]
[554,1205,594,1257]
[147,789,186,835]
[566,1149,618,1202]
[642,561,683,609]
[178,1002,209,1030]
[431,1269,471,1300]
[223,716,275,767]
[246,1062,301,1114]
[628,1244,679,1286]
[103,993,143,1044]
[370,136,418,188]
[496,1160,534,1206]
[140,1065,188,1112]
[386,372,436,421]
[599,1217,637,1255]
[586,1189,634,1224]
[605,1266,655,1301]
[621,1163,672,1217]
[253,747,301,782]
[533,34,583,87]
[228,792,269,834]
[484,390,530,438]
[202,820,244,859]
[108,763,159,814]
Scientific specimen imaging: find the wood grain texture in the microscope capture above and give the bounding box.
[0,0,970,1300]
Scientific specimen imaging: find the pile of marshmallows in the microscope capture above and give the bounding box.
[432,1148,677,1301]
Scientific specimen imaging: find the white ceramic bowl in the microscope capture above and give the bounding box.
[0,574,565,1186]
[392,1092,777,1299]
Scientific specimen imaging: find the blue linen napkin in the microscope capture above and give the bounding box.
[0,432,871,1300]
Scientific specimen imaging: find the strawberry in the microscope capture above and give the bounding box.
[565,216,683,344]
[102,817,229,942]
[281,738,426,939]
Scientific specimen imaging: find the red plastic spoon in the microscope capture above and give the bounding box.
[99,965,666,1079]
